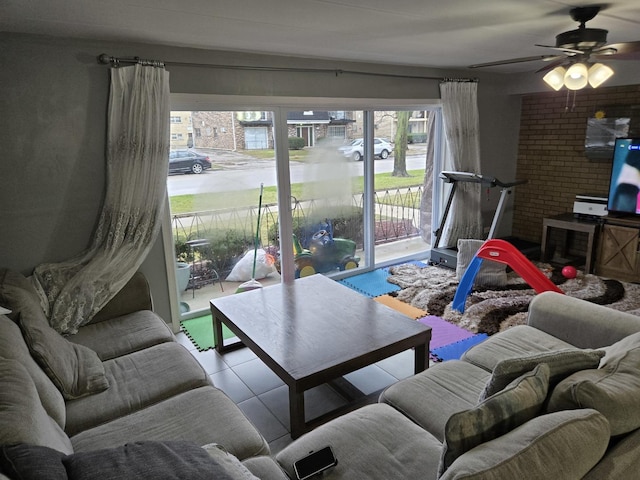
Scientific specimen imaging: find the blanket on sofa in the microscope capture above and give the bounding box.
[387,263,640,336]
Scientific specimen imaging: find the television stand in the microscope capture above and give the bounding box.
[596,215,640,282]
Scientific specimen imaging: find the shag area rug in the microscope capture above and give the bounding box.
[387,263,640,336]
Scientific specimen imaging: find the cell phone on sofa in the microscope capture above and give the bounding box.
[293,445,338,480]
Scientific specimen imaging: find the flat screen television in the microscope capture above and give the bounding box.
[607,138,640,216]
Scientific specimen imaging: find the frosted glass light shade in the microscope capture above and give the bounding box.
[543,66,566,91]
[564,63,589,90]
[588,63,614,88]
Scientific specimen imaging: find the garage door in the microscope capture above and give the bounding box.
[245,127,268,150]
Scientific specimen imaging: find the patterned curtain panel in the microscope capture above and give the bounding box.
[439,81,483,247]
[32,64,170,335]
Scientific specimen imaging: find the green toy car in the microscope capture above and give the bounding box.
[293,221,360,277]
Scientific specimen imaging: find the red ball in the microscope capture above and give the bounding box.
[562,266,577,279]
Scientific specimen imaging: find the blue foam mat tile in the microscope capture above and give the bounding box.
[405,260,429,268]
[338,269,400,298]
[431,334,489,362]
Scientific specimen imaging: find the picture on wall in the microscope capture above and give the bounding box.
[585,105,640,161]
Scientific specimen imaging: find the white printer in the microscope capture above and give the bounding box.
[573,193,608,217]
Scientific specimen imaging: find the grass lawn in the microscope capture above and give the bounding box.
[170,169,425,214]
[240,149,309,162]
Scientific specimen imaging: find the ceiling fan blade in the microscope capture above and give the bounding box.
[468,55,560,69]
[592,41,640,60]
[535,57,569,73]
[535,44,584,55]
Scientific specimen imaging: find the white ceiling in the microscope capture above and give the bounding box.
[3,0,640,73]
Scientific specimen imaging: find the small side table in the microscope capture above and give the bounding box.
[540,213,600,274]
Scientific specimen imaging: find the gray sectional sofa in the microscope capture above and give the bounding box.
[2,265,640,479]
[275,292,640,479]
[0,268,288,479]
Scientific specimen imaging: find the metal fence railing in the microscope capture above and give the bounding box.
[171,186,425,274]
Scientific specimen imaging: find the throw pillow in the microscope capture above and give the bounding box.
[0,444,67,480]
[456,239,507,287]
[0,441,260,480]
[547,331,640,436]
[64,441,259,480]
[0,268,45,323]
[479,348,605,401]
[18,312,109,400]
[438,363,550,477]
[0,268,109,400]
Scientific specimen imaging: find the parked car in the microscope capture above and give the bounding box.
[338,138,393,161]
[169,150,212,174]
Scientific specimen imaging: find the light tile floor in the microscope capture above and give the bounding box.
[174,328,422,454]
[175,243,432,453]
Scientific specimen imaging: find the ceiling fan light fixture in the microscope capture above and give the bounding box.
[588,63,614,88]
[543,66,567,91]
[564,62,589,90]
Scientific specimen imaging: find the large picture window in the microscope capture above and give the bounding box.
[163,97,443,329]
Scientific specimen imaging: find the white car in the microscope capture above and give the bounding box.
[338,138,393,161]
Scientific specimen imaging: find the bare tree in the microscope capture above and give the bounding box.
[392,111,410,177]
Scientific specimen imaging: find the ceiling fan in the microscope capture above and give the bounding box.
[469,5,640,90]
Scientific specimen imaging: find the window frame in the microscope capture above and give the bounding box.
[163,95,443,331]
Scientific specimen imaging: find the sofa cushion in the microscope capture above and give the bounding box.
[69,310,174,361]
[88,272,153,324]
[439,409,610,480]
[547,331,640,436]
[0,441,259,480]
[64,342,211,436]
[0,357,73,455]
[582,425,640,480]
[19,313,109,400]
[479,348,605,401]
[0,268,109,400]
[0,315,66,428]
[276,403,444,480]
[70,386,270,461]
[242,456,289,480]
[456,239,507,287]
[438,363,550,476]
[380,360,491,442]
[461,325,575,372]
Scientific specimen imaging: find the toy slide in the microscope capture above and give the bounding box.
[452,239,563,313]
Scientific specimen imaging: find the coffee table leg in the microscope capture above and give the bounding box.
[414,343,428,374]
[289,386,306,439]
[212,314,224,352]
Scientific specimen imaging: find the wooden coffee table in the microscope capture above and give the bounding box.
[210,274,431,438]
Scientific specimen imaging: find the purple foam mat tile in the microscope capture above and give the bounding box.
[418,315,475,350]
[431,334,489,362]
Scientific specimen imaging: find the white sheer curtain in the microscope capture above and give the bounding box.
[439,80,483,247]
[32,64,170,335]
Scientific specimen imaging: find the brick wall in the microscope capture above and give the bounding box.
[512,84,640,244]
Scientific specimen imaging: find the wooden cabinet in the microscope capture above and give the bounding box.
[596,216,640,282]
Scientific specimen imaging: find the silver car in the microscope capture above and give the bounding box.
[338,138,393,161]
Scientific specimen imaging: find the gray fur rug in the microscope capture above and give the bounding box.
[387,263,640,336]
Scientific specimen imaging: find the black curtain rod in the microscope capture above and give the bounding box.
[97,54,476,82]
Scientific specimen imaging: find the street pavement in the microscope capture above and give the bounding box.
[167,145,428,196]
